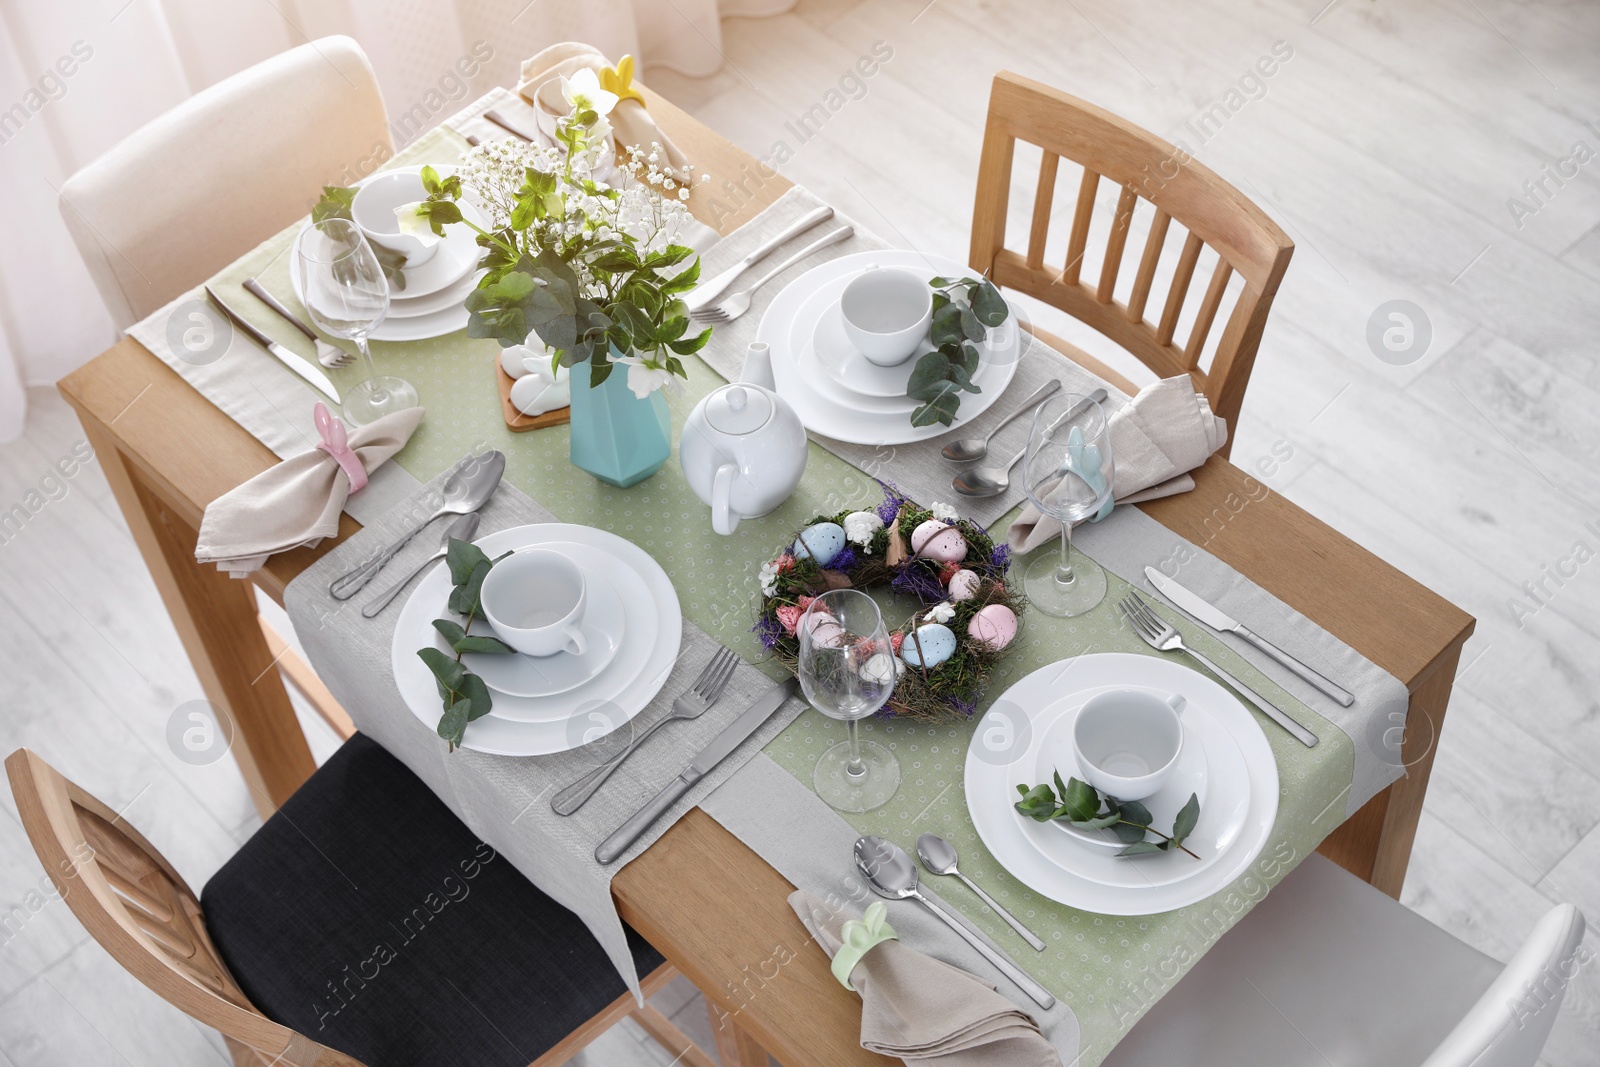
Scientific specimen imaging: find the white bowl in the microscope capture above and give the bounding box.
[350,170,440,266]
[839,267,933,367]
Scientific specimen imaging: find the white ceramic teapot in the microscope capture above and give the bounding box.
[681,353,807,535]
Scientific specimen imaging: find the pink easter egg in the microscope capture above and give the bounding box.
[947,569,982,601]
[804,614,846,648]
[910,519,969,564]
[967,604,1018,650]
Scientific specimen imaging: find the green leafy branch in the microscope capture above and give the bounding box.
[1014,773,1201,859]
[907,275,1010,427]
[415,538,516,751]
[310,185,410,292]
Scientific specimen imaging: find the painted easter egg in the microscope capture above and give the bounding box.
[793,522,846,567]
[842,510,884,546]
[947,568,982,601]
[860,652,902,687]
[802,611,846,648]
[967,604,1019,650]
[900,623,957,668]
[910,519,968,564]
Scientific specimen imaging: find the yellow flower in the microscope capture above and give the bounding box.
[598,54,646,107]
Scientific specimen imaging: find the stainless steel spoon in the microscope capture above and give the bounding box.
[853,836,1055,1009]
[330,450,505,600]
[940,380,1061,463]
[916,833,1045,951]
[953,388,1107,499]
[360,512,480,618]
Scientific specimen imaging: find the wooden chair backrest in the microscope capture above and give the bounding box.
[4,748,363,1067]
[970,71,1294,439]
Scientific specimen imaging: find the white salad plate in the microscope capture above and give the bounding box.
[445,560,625,699]
[755,250,1021,445]
[386,268,483,319]
[964,653,1278,915]
[391,524,681,756]
[290,165,485,340]
[1032,692,1213,856]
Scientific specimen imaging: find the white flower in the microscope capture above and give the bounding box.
[610,352,678,399]
[392,202,442,247]
[929,501,960,522]
[758,560,781,597]
[560,67,618,118]
[924,601,956,624]
[843,510,884,548]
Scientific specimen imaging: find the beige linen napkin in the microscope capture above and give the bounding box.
[195,407,425,577]
[1008,376,1227,553]
[515,43,692,176]
[789,891,1060,1067]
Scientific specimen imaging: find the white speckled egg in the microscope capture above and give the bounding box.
[793,522,846,567]
[968,604,1019,650]
[900,623,957,668]
[860,652,902,687]
[910,519,968,564]
[947,568,982,601]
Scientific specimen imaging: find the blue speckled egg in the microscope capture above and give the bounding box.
[901,623,957,668]
[793,521,846,567]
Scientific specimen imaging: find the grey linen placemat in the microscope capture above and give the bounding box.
[283,464,806,996]
[693,186,1126,527]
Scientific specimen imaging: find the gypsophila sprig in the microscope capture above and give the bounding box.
[417,101,712,398]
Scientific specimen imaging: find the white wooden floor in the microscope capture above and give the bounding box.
[1,0,1597,1063]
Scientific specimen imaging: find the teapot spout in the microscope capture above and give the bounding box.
[739,342,776,391]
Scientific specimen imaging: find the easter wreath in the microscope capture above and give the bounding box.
[753,486,1024,721]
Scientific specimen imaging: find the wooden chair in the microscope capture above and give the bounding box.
[970,71,1295,451]
[5,742,740,1067]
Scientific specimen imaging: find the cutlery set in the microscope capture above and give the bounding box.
[686,207,853,324]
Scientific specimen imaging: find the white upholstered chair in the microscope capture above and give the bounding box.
[1102,853,1586,1067]
[58,36,392,329]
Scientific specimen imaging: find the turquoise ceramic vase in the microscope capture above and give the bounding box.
[567,353,671,488]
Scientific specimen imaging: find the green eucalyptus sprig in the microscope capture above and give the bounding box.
[906,275,1010,427]
[416,538,517,751]
[310,185,410,291]
[1015,773,1201,859]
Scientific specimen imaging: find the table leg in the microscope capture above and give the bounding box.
[1316,642,1464,897]
[73,416,315,817]
[709,1002,773,1067]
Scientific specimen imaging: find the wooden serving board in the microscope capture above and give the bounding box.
[496,361,571,432]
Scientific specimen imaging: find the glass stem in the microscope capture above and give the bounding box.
[356,335,387,404]
[845,719,867,779]
[1057,520,1076,587]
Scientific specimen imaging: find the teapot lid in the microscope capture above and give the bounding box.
[706,384,772,435]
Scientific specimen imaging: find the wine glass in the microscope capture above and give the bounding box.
[1022,391,1115,617]
[798,589,901,813]
[297,218,418,425]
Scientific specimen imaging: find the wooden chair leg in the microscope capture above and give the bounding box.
[708,1001,771,1067]
[256,614,356,741]
[629,1005,720,1067]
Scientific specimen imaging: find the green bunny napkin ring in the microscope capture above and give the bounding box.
[831,902,899,992]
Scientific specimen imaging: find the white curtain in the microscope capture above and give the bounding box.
[0,0,790,442]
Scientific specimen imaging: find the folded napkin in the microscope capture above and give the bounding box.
[1008,376,1227,553]
[195,406,425,577]
[515,43,691,176]
[790,891,1060,1067]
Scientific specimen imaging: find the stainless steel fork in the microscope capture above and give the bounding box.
[1119,591,1318,748]
[551,646,741,815]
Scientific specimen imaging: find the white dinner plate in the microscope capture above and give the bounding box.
[964,653,1278,915]
[447,560,625,699]
[391,524,681,755]
[1032,689,1213,855]
[386,268,483,319]
[755,250,1022,445]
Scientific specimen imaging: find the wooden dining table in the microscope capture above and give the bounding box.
[58,84,1474,1067]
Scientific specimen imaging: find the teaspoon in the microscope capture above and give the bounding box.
[330,450,505,599]
[953,388,1107,499]
[916,832,1045,951]
[360,512,480,618]
[940,380,1060,463]
[853,836,1055,1009]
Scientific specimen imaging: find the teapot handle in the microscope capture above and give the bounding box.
[711,463,740,536]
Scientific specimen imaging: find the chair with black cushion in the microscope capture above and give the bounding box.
[6,735,725,1067]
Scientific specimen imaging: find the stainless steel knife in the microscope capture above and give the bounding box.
[204,287,342,404]
[1144,566,1355,707]
[683,205,835,312]
[595,676,798,864]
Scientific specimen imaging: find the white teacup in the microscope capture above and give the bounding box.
[350,170,440,266]
[1072,688,1187,801]
[480,549,589,658]
[839,267,933,367]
